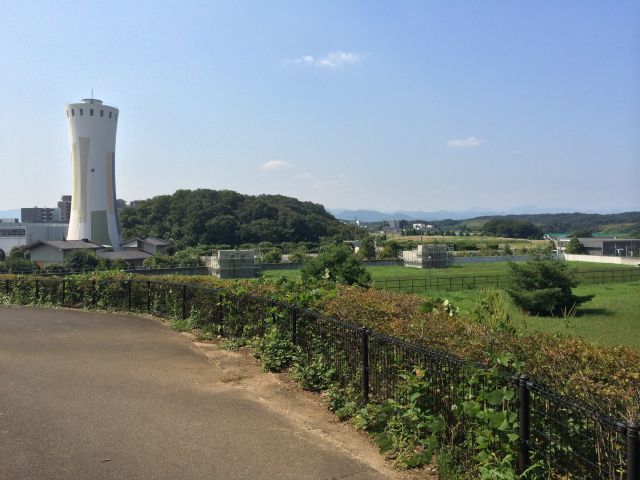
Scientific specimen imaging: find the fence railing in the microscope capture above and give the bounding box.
[0,275,636,479]
[374,268,640,293]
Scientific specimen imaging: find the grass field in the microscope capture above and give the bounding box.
[386,233,549,248]
[426,281,640,351]
[262,261,636,282]
[261,261,640,351]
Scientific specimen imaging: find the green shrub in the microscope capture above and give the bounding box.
[505,250,593,315]
[353,369,444,468]
[291,354,336,391]
[260,248,282,264]
[251,326,297,372]
[301,243,371,287]
[5,257,37,272]
[289,247,309,263]
[326,385,359,421]
[171,319,189,331]
[64,250,99,271]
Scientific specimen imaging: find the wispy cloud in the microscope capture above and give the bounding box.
[288,51,362,69]
[446,136,483,148]
[259,160,292,171]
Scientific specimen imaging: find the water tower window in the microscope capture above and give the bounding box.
[79,108,83,116]
[90,109,94,116]
[115,113,118,121]
[72,109,75,116]
[100,110,104,117]
[108,111,112,119]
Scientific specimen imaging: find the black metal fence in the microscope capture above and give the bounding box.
[0,275,637,479]
[374,268,640,293]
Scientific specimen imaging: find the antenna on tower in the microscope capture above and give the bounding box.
[91,89,94,100]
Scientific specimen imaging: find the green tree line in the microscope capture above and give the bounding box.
[481,219,544,239]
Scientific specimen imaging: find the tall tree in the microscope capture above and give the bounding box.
[564,237,586,254]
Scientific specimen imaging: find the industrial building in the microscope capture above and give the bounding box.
[65,98,121,249]
[0,220,67,256]
[559,237,639,257]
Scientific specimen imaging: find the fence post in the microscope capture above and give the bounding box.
[182,284,187,320]
[219,291,224,335]
[5,279,9,295]
[147,281,151,312]
[628,422,639,480]
[61,278,65,306]
[361,327,370,403]
[127,280,132,312]
[518,375,530,474]
[35,279,39,303]
[291,304,297,345]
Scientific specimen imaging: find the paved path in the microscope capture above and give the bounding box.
[0,306,393,480]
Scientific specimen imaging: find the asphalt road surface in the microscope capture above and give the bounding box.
[0,306,390,480]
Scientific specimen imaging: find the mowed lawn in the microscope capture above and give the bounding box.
[424,281,640,351]
[262,261,636,282]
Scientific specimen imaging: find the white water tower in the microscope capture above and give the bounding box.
[65,98,121,249]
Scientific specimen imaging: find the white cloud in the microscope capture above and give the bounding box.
[295,172,313,179]
[288,51,362,69]
[293,55,315,66]
[259,160,292,171]
[446,136,483,148]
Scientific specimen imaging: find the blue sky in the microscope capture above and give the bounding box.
[1,1,638,213]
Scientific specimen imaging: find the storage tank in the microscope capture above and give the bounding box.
[65,98,121,249]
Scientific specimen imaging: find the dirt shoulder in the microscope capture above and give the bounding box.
[187,333,435,480]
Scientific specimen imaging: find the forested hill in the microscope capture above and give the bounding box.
[471,212,640,234]
[119,189,349,246]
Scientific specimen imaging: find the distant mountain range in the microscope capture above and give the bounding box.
[0,209,20,220]
[329,208,640,235]
[329,206,551,222]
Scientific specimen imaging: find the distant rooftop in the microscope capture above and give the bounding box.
[25,240,102,251]
[97,250,153,261]
[121,237,168,246]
